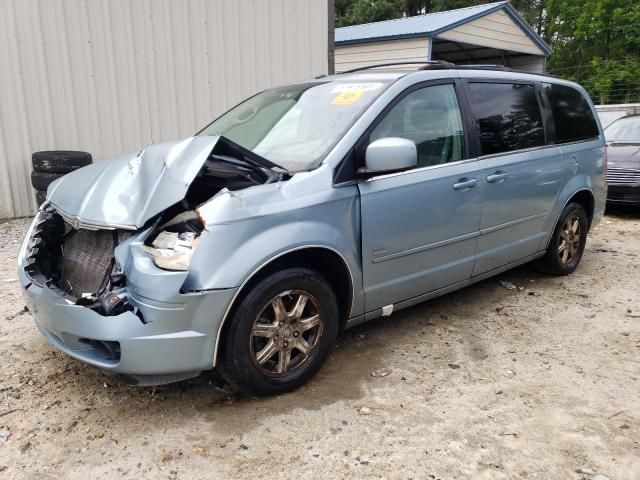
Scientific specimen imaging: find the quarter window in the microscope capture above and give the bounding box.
[468,82,545,155]
[543,83,599,143]
[370,84,465,167]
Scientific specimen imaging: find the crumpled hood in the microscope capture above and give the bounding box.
[48,136,220,229]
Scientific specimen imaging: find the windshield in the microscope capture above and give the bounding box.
[605,116,640,142]
[198,80,391,171]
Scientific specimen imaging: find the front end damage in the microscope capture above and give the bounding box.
[18,136,284,385]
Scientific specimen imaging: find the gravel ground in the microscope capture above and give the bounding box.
[0,208,639,479]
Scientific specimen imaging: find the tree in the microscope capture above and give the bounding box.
[544,0,640,104]
[335,0,405,27]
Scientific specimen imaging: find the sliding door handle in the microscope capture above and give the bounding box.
[452,178,478,190]
[486,171,508,183]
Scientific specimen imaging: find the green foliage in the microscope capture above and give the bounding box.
[335,0,404,27]
[335,0,640,104]
[544,0,640,104]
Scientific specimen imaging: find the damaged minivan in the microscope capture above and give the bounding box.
[19,64,606,396]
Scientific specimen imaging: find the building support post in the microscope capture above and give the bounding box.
[328,0,335,74]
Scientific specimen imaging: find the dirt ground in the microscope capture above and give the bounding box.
[0,208,638,479]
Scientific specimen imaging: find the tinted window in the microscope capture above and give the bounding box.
[370,84,465,167]
[468,83,545,155]
[544,83,599,143]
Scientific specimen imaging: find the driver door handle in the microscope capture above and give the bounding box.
[486,171,508,183]
[452,178,478,190]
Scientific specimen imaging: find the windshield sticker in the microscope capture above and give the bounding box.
[331,90,365,105]
[331,83,383,93]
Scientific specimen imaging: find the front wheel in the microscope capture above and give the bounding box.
[535,202,588,275]
[219,268,339,396]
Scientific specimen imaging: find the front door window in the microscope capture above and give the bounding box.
[370,84,465,168]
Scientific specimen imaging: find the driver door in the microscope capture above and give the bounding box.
[358,81,483,312]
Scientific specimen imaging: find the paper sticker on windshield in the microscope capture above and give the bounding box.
[331,83,383,93]
[331,90,364,105]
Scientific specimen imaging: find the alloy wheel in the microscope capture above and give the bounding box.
[249,290,324,377]
[558,213,581,264]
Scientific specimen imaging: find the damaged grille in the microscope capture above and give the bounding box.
[24,206,132,298]
[60,229,117,297]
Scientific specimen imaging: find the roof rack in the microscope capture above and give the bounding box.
[341,61,455,73]
[340,61,513,74]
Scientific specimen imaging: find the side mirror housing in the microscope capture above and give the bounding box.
[362,137,417,174]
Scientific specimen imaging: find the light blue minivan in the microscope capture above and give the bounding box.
[19,63,606,396]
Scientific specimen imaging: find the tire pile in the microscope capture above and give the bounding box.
[31,151,92,206]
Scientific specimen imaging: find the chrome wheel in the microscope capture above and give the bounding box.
[250,290,323,377]
[558,213,581,264]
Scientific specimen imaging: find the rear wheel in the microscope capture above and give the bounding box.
[219,268,339,396]
[536,202,588,275]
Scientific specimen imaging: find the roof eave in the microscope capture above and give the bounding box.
[500,3,552,56]
[431,2,551,56]
[429,1,506,35]
[336,32,431,46]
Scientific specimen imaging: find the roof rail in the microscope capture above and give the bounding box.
[339,61,524,74]
[341,61,455,73]
[451,64,510,71]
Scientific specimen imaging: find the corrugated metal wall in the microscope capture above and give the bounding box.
[0,0,329,219]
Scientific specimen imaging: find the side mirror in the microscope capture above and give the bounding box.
[362,137,417,174]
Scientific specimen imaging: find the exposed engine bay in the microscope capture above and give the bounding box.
[146,136,285,233]
[24,137,286,318]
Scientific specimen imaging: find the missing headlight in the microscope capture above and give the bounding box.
[141,231,198,271]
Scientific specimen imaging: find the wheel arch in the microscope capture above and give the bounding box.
[568,189,595,229]
[544,187,596,250]
[212,245,354,365]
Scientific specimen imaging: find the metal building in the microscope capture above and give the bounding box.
[335,1,550,74]
[0,0,331,219]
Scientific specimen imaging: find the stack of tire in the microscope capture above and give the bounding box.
[31,151,92,206]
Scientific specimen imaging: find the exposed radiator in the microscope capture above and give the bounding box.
[60,227,131,297]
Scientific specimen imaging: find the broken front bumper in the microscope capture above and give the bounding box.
[17,220,237,385]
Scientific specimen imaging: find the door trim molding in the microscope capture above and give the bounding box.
[362,156,479,182]
[372,230,480,263]
[479,212,547,236]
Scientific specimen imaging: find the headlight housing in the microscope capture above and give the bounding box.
[141,231,198,271]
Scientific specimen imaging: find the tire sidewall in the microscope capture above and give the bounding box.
[30,171,64,191]
[32,151,92,174]
[548,202,588,274]
[221,268,339,396]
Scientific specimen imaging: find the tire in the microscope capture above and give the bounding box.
[35,190,47,206]
[32,151,92,174]
[219,268,339,397]
[535,202,588,275]
[31,171,64,191]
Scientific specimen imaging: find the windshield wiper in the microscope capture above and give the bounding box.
[214,136,287,173]
[204,154,272,185]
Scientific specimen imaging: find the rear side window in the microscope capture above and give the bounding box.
[543,83,599,143]
[468,82,545,155]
